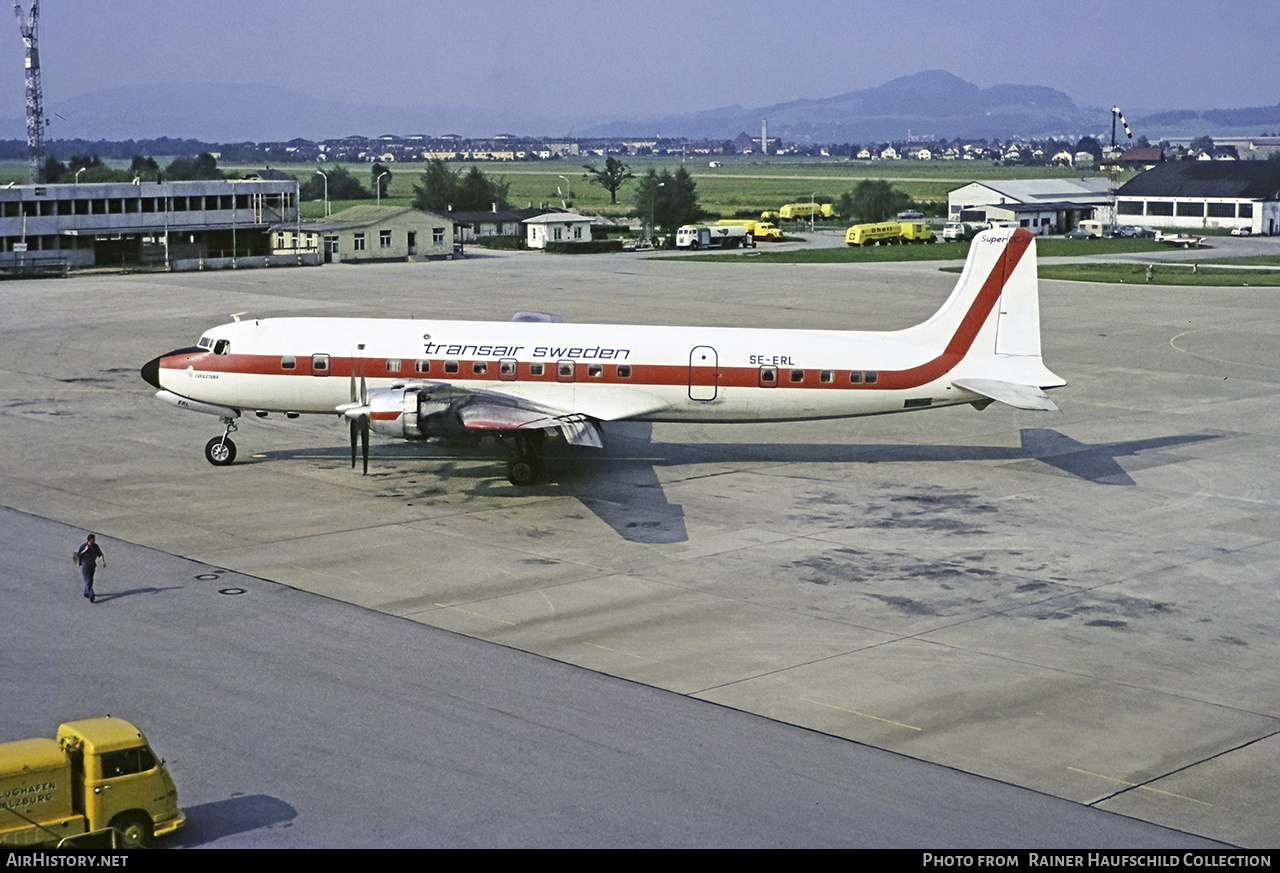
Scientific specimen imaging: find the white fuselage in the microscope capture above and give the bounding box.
[145,229,1065,444]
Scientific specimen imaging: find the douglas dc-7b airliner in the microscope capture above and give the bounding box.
[141,227,1064,485]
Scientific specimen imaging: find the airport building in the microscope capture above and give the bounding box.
[947,178,1114,234]
[524,212,594,249]
[0,179,298,273]
[1115,162,1280,235]
[273,205,455,262]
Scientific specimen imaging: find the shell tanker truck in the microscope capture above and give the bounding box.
[845,220,936,246]
[1,717,185,848]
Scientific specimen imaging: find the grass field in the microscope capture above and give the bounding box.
[0,153,1133,225]
[219,155,1128,222]
[1037,262,1280,286]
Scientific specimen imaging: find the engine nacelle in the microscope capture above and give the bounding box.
[364,385,466,440]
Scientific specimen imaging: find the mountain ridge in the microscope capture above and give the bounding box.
[4,69,1274,144]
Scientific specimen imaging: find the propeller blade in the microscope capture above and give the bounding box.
[350,417,358,468]
[361,418,369,475]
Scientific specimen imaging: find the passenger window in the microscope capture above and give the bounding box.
[759,366,777,387]
[789,369,804,383]
[499,359,517,379]
[311,354,329,374]
[557,361,575,382]
[415,360,430,374]
[588,363,602,377]
[444,360,459,374]
[820,370,833,383]
[281,356,296,370]
[849,371,863,384]
[865,371,878,384]
[616,365,631,378]
[530,362,545,376]
[472,361,488,375]
[386,359,402,373]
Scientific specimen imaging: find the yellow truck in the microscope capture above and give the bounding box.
[715,219,782,241]
[845,221,936,246]
[777,202,837,221]
[1,717,185,849]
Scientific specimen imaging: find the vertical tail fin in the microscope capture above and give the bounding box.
[902,228,1065,409]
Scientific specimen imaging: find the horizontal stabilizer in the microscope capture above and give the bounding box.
[952,378,1058,412]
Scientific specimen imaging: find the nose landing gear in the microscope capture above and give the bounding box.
[205,418,239,466]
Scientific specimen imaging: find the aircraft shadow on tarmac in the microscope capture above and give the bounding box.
[170,794,297,847]
[255,424,1227,544]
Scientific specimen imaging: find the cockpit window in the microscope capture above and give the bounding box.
[212,339,231,355]
[198,337,213,349]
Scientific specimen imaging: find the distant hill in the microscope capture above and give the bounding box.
[582,70,1094,141]
[2,70,1275,145]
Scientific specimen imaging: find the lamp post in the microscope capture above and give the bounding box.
[74,166,86,183]
[650,181,664,244]
[375,171,388,206]
[315,169,329,216]
[558,175,570,208]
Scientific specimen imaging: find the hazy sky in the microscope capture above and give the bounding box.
[3,0,1275,135]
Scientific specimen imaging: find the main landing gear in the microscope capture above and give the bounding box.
[205,417,238,466]
[504,431,547,486]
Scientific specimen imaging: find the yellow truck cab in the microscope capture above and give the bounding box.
[1,717,184,848]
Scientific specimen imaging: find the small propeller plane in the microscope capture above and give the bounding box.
[140,227,1064,485]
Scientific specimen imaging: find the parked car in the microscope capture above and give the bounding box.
[1230,227,1253,237]
[1062,228,1094,240]
[1114,225,1155,238]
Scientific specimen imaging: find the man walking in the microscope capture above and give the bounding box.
[77,534,105,603]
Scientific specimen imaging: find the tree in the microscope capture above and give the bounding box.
[581,156,634,204]
[1074,136,1103,159]
[844,180,911,223]
[411,160,510,212]
[299,164,370,202]
[42,155,66,183]
[632,167,701,235]
[130,155,160,181]
[163,152,224,181]
[1190,135,1215,155]
[371,162,392,199]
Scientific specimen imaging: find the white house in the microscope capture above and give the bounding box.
[524,212,594,249]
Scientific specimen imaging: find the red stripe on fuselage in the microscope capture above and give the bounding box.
[157,232,1031,396]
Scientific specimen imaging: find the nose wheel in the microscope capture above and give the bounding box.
[205,417,239,466]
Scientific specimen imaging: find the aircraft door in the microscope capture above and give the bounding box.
[689,346,718,401]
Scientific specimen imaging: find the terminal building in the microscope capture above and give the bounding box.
[0,179,298,273]
[1115,162,1280,236]
[947,178,1115,235]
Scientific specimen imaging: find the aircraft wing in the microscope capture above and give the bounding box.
[408,381,668,448]
[458,400,602,447]
[952,378,1059,412]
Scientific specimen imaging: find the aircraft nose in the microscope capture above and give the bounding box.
[141,356,162,389]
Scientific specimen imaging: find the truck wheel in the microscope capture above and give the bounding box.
[111,813,152,849]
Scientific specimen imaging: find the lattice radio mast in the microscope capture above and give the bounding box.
[14,1,45,183]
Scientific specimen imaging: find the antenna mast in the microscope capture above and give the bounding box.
[14,1,44,184]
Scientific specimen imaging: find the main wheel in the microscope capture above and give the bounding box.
[506,457,541,486]
[110,813,152,849]
[205,436,237,466]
